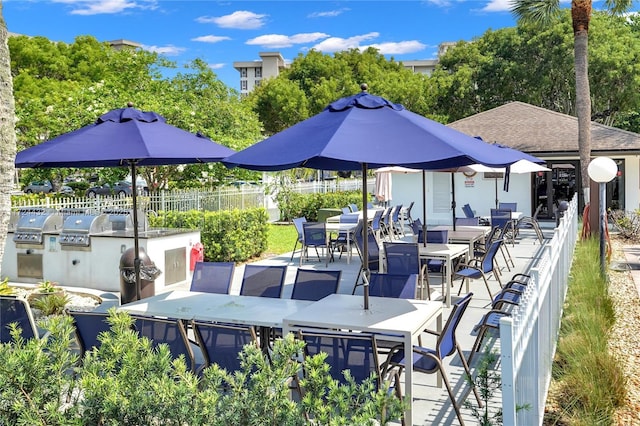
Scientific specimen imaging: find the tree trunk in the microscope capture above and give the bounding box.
[574,29,591,208]
[0,3,17,275]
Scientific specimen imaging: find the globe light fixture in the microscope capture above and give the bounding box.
[587,157,618,276]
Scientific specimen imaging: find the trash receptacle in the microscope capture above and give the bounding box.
[119,247,162,304]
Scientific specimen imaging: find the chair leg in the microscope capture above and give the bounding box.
[456,344,483,408]
[435,361,468,426]
[290,240,299,262]
[468,326,491,365]
[482,276,494,300]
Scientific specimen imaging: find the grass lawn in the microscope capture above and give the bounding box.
[265,223,297,257]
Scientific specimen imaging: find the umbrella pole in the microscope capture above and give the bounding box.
[362,163,370,310]
[495,178,499,209]
[451,172,456,231]
[130,161,141,301]
[422,171,427,247]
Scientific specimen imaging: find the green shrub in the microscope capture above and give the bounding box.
[0,310,405,425]
[277,190,369,222]
[548,237,626,424]
[149,208,269,262]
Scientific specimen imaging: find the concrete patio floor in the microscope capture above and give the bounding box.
[163,221,556,425]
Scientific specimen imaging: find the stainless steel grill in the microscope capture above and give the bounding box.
[13,208,62,246]
[59,214,110,249]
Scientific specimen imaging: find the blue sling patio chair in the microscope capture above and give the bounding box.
[290,217,307,262]
[382,292,481,426]
[0,295,39,343]
[391,204,404,237]
[455,217,479,226]
[301,222,332,266]
[383,242,430,300]
[132,314,202,373]
[490,208,515,246]
[192,320,259,374]
[68,309,112,358]
[297,328,404,425]
[368,273,418,299]
[291,268,342,301]
[351,221,382,294]
[453,239,504,300]
[190,261,235,294]
[239,264,288,298]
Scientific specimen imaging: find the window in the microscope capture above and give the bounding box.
[255,67,262,78]
[432,173,451,213]
[240,68,247,78]
[240,80,247,91]
[255,79,261,87]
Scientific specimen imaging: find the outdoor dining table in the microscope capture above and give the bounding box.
[430,225,491,254]
[117,290,314,350]
[282,293,443,426]
[380,242,469,307]
[325,208,382,223]
[325,221,359,264]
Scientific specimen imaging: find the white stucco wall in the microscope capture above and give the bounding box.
[387,155,640,226]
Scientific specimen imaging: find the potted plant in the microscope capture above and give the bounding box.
[29,280,64,302]
[0,277,15,296]
[29,280,69,316]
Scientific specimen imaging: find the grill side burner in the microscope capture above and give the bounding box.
[59,214,111,250]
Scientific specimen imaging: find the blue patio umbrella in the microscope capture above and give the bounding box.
[224,86,538,309]
[15,105,235,299]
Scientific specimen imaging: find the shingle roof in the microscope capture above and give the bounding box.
[447,101,640,156]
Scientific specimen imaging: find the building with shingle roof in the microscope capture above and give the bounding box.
[389,102,639,225]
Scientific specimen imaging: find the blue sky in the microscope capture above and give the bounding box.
[6,0,526,90]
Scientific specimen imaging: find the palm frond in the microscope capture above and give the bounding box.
[510,0,561,27]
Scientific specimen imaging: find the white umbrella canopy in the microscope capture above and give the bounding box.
[460,160,551,209]
[461,159,550,174]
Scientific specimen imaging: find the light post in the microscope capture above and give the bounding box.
[587,157,618,276]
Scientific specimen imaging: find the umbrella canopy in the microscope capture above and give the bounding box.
[224,87,539,309]
[224,91,540,172]
[461,160,550,208]
[15,106,235,299]
[373,167,421,206]
[15,107,234,167]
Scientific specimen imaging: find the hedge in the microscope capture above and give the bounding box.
[149,208,269,263]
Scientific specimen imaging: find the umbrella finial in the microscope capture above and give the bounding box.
[360,83,368,92]
[127,101,134,108]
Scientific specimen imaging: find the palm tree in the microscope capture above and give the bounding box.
[511,0,632,214]
[0,2,17,265]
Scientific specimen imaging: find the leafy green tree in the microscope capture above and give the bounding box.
[10,36,262,192]
[250,47,434,133]
[431,12,640,125]
[510,0,634,206]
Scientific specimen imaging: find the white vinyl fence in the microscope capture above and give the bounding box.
[500,195,579,425]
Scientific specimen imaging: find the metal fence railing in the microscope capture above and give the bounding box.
[500,195,578,425]
[10,178,374,217]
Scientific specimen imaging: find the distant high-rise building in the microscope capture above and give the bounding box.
[233,52,287,95]
[234,44,455,93]
[107,39,141,51]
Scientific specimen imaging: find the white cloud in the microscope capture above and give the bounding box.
[308,8,349,18]
[365,40,427,55]
[143,44,186,56]
[480,0,513,12]
[53,0,156,15]
[312,32,380,53]
[246,32,329,48]
[424,0,453,7]
[191,35,231,43]
[196,11,267,29]
[208,63,225,70]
